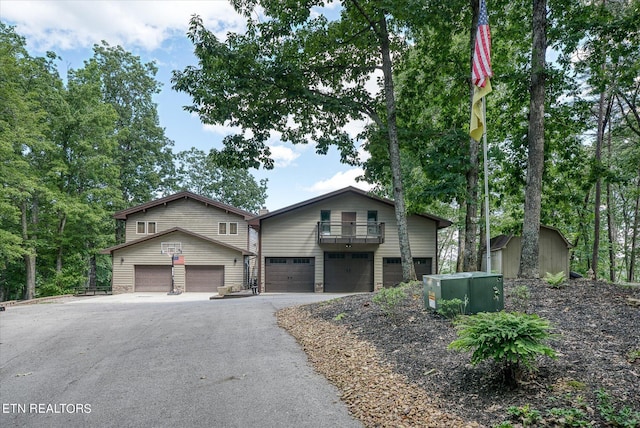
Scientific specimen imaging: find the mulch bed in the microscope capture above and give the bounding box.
[277,279,640,427]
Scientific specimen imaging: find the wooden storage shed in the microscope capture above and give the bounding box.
[482,225,573,278]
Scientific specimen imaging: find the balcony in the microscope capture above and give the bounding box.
[317,222,385,245]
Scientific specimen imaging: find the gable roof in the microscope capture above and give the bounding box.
[113,191,255,220]
[250,186,452,229]
[489,225,573,252]
[100,227,255,256]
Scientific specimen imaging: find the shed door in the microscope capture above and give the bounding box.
[135,265,172,292]
[383,257,432,287]
[265,258,315,292]
[186,265,224,292]
[324,252,373,292]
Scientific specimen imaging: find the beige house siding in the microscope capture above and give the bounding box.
[486,228,571,279]
[124,198,248,248]
[259,192,439,291]
[111,230,246,294]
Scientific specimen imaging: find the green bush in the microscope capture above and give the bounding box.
[436,298,466,319]
[373,285,407,317]
[597,389,640,427]
[544,271,566,288]
[449,311,557,384]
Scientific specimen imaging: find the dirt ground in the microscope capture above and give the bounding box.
[278,279,640,427]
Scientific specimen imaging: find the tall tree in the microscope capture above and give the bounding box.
[173,147,267,212]
[78,42,175,205]
[172,0,437,281]
[518,0,547,278]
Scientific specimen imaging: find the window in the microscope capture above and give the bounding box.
[218,222,239,235]
[367,210,378,235]
[320,210,331,235]
[137,221,156,235]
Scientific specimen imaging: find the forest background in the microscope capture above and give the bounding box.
[1,0,639,301]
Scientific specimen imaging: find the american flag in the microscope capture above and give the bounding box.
[472,0,492,88]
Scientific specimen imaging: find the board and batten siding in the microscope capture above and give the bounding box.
[124,198,248,248]
[112,231,245,293]
[259,192,439,290]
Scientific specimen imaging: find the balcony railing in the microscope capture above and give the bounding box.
[317,222,385,244]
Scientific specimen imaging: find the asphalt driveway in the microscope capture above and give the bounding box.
[0,293,362,428]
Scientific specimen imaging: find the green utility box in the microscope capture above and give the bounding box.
[423,272,503,314]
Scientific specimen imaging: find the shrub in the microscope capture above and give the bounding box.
[373,285,407,317]
[596,389,640,427]
[509,285,531,312]
[436,298,467,319]
[544,271,566,288]
[449,311,557,385]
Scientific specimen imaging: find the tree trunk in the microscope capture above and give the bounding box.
[464,0,481,272]
[518,0,547,279]
[477,198,486,272]
[21,199,37,300]
[591,90,608,280]
[605,123,616,282]
[630,176,640,282]
[379,16,415,282]
[87,253,97,289]
[56,213,67,273]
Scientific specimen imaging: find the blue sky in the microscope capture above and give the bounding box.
[1,0,373,210]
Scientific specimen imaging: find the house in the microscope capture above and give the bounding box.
[250,187,452,293]
[101,191,256,294]
[482,225,573,278]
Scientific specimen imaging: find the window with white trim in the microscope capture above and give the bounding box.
[136,221,157,234]
[218,222,238,235]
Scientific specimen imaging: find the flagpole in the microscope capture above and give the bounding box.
[482,96,492,273]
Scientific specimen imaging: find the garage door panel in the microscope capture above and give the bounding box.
[265,258,314,292]
[383,257,432,287]
[135,265,172,292]
[324,252,373,293]
[186,265,224,292]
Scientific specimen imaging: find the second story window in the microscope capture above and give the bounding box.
[320,210,331,235]
[367,211,378,235]
[137,221,157,235]
[218,222,238,235]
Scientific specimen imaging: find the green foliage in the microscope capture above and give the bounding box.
[507,404,542,426]
[596,389,640,427]
[546,407,590,427]
[500,404,591,427]
[172,148,267,212]
[436,298,466,320]
[449,312,556,384]
[544,271,567,288]
[373,286,407,317]
[509,285,531,312]
[333,312,347,321]
[626,349,640,364]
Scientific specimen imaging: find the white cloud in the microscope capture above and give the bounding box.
[269,145,300,168]
[202,122,242,136]
[2,0,245,52]
[305,169,372,194]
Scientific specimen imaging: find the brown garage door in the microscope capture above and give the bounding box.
[383,257,433,287]
[135,265,172,292]
[186,265,224,292]
[324,252,373,293]
[265,257,314,292]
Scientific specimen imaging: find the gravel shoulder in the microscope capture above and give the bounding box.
[277,279,640,427]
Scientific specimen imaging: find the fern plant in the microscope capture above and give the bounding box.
[449,311,557,385]
[373,286,407,317]
[544,271,566,288]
